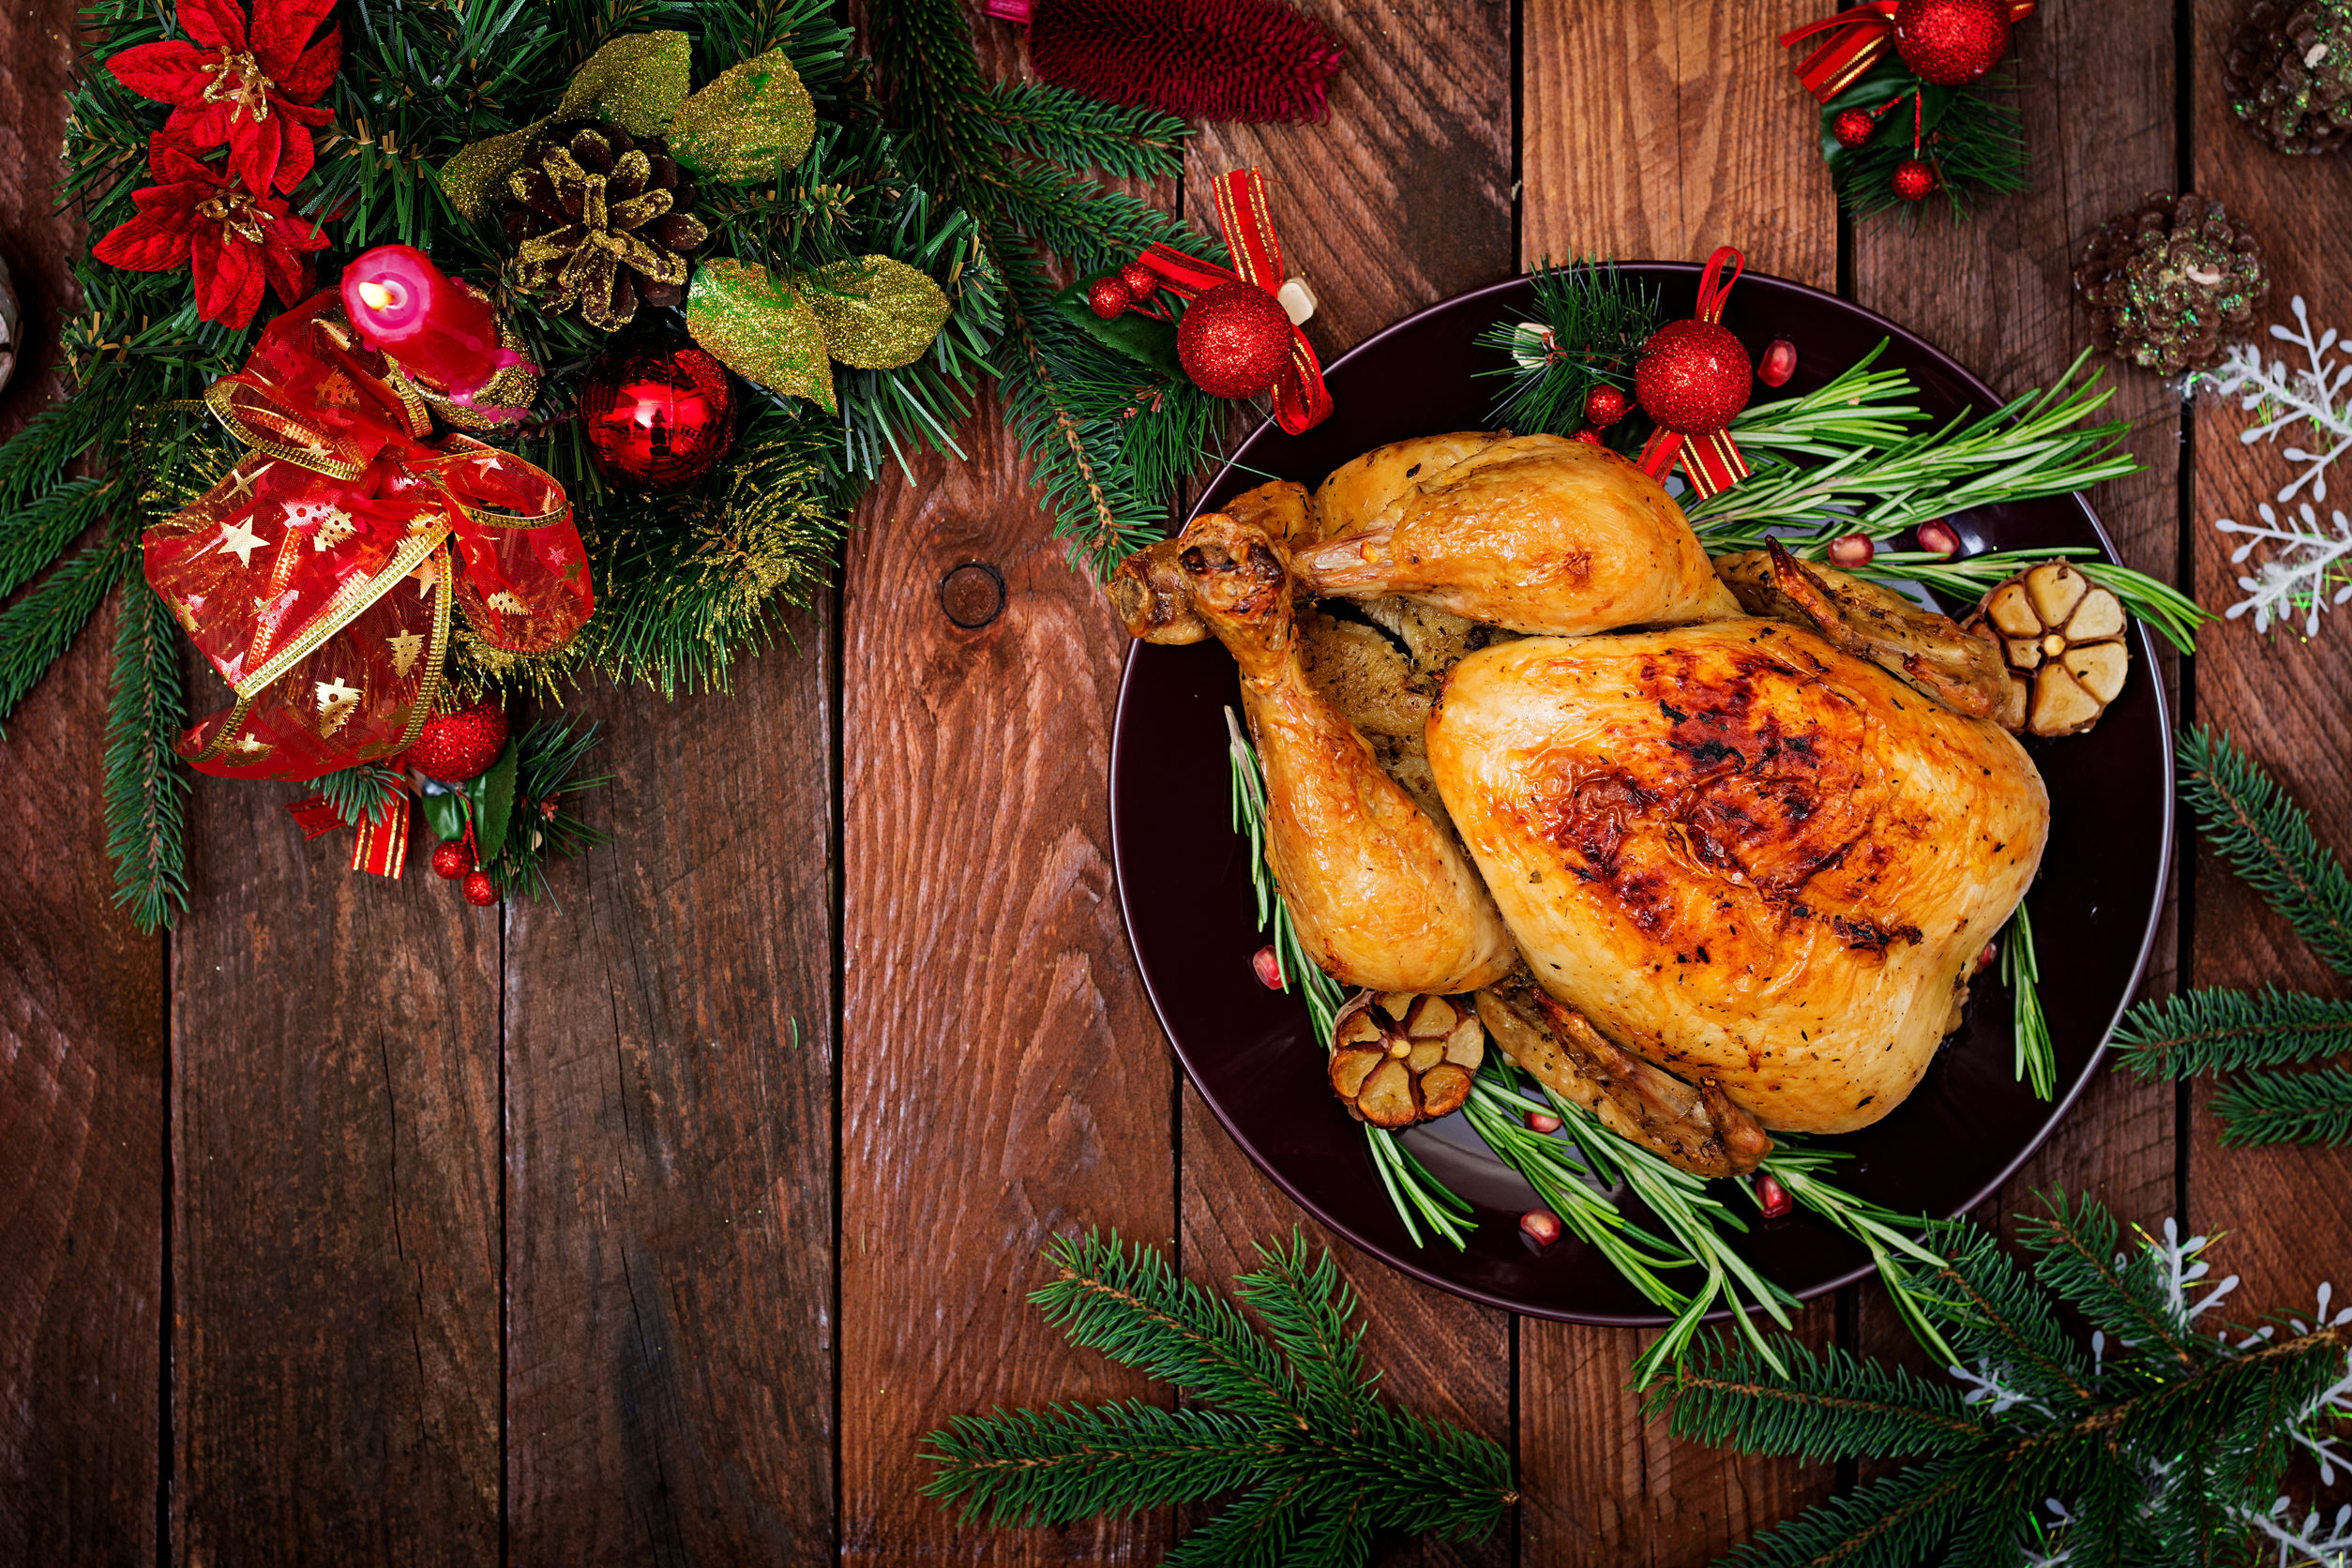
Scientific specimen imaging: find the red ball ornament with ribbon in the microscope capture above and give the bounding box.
[1781,0,2033,99]
[582,340,737,493]
[1633,247,1754,500]
[1099,168,1333,434]
[406,700,509,782]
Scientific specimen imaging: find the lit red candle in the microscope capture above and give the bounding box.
[339,245,510,396]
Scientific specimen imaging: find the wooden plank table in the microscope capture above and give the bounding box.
[6,1,2349,1562]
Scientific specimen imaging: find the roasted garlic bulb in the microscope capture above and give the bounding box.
[1329,990,1485,1128]
[1967,561,2132,736]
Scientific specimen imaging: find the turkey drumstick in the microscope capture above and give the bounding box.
[1175,512,1518,997]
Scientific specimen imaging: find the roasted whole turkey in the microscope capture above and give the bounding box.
[1120,433,2058,1169]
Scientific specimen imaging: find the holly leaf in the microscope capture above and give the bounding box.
[465,741,520,864]
[1048,283,1184,381]
[417,779,470,845]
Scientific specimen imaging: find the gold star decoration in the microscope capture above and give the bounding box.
[410,556,441,596]
[217,516,266,566]
[386,629,425,676]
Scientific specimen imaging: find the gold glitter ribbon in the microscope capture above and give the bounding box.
[439,34,813,219]
[686,254,952,405]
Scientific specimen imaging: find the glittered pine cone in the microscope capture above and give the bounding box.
[2074,192,2270,375]
[501,122,710,330]
[2224,0,2352,155]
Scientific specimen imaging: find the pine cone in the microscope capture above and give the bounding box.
[2074,192,2269,375]
[2225,0,2352,155]
[501,122,709,330]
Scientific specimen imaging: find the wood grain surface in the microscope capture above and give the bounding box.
[4,0,2343,1564]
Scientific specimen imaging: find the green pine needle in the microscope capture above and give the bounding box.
[922,1229,1515,1558]
[1474,258,1660,437]
[2210,1067,2352,1148]
[481,717,612,900]
[2176,727,2352,978]
[2114,987,2352,1080]
[101,577,188,931]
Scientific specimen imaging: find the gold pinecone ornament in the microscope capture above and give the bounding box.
[2074,192,2269,375]
[502,122,710,330]
[2226,0,2352,154]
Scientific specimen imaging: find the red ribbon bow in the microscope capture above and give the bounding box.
[144,290,592,789]
[1126,169,1333,435]
[286,786,413,876]
[1636,247,1753,502]
[1779,0,2038,101]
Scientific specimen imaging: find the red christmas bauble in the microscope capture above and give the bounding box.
[1892,158,1940,202]
[1832,107,1878,149]
[1634,320,1752,435]
[1117,260,1158,302]
[462,869,499,907]
[1087,276,1134,319]
[405,701,508,782]
[430,841,470,880]
[1570,428,1604,446]
[1892,0,2012,85]
[1582,384,1631,429]
[582,340,737,492]
[1176,280,1292,400]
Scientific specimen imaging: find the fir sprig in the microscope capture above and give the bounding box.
[1661,1193,2352,1568]
[481,717,612,899]
[1474,259,1660,436]
[921,1229,1516,1562]
[2115,730,2352,1147]
[101,579,188,930]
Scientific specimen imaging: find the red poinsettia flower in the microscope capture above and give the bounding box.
[107,0,340,197]
[93,133,330,328]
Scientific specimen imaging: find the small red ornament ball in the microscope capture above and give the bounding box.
[1176,280,1292,400]
[582,340,737,493]
[1086,276,1133,319]
[461,869,500,907]
[1117,260,1158,302]
[1635,319,1752,435]
[1582,384,1631,429]
[1892,0,2012,85]
[1832,107,1878,148]
[1570,428,1605,445]
[406,701,507,782]
[430,841,470,881]
[1892,158,1940,203]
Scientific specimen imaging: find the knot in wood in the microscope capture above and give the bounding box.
[939,562,1006,629]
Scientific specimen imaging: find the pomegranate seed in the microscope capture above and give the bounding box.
[1757,339,1799,387]
[1826,534,1874,567]
[1520,1209,1563,1247]
[1251,945,1285,990]
[1525,1110,1562,1134]
[1756,1171,1793,1219]
[1979,942,1999,971]
[1916,519,1962,556]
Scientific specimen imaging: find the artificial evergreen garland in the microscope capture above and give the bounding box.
[922,1229,1516,1563]
[1659,1191,2352,1567]
[2116,729,2352,1146]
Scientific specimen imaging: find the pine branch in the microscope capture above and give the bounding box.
[101,577,188,931]
[2113,987,2352,1079]
[1715,1460,1976,1568]
[1656,1336,1987,1460]
[313,763,407,829]
[2212,1067,2352,1148]
[1473,258,1660,436]
[924,1228,1515,1562]
[2177,727,2352,978]
[0,538,131,735]
[482,717,611,900]
[979,84,1188,182]
[2016,1192,2194,1369]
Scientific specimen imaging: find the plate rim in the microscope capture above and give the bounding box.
[1109,264,2177,1323]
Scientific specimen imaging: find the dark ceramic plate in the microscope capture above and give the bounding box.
[1108,266,2173,1322]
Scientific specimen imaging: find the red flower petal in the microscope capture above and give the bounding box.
[229,113,282,197]
[148,129,228,185]
[159,101,234,157]
[274,27,340,100]
[128,179,204,219]
[259,221,318,307]
[269,118,313,192]
[267,206,329,252]
[176,0,249,53]
[191,226,265,329]
[94,207,195,272]
[249,0,335,75]
[276,99,333,127]
[107,40,214,107]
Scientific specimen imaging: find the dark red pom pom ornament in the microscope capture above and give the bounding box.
[462,869,500,907]
[582,339,737,493]
[986,0,1345,125]
[1891,158,1939,202]
[1891,0,2012,84]
[430,840,470,880]
[1086,275,1134,319]
[1582,384,1631,429]
[405,701,508,782]
[1093,167,1333,434]
[1832,106,1878,148]
[1633,247,1754,501]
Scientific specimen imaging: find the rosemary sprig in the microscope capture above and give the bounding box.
[2002,901,2055,1101]
[1227,707,1343,1045]
[1690,348,2139,551]
[1728,340,1927,454]
[1754,1146,1958,1367]
[1845,546,2209,656]
[1363,1123,1476,1250]
[1473,258,1660,437]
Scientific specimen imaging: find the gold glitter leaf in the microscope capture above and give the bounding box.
[666,49,815,183]
[686,259,834,412]
[804,255,951,369]
[438,127,538,220]
[554,32,692,136]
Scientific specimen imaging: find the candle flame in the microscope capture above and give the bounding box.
[356,279,403,311]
